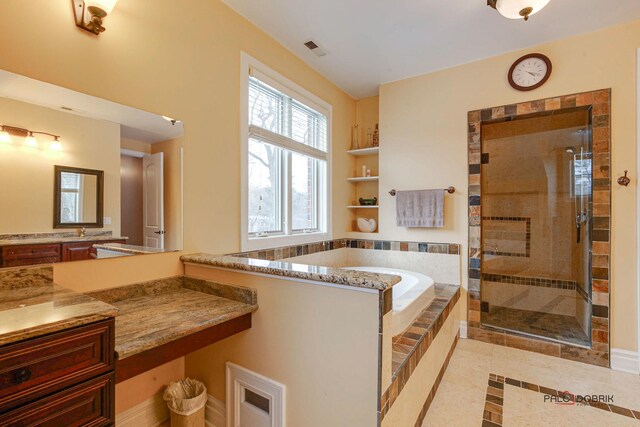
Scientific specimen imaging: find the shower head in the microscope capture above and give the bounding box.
[565,147,577,155]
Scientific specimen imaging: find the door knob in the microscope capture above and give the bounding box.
[153,231,165,235]
[15,367,31,384]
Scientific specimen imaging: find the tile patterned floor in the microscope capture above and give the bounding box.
[422,339,640,426]
[483,306,591,347]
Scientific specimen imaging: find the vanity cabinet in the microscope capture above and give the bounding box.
[0,319,115,425]
[0,239,126,267]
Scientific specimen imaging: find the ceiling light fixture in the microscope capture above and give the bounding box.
[487,0,550,21]
[0,124,63,151]
[72,0,120,35]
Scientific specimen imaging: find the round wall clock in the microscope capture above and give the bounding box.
[508,53,552,91]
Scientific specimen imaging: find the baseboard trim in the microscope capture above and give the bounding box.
[115,393,226,427]
[205,394,226,427]
[460,320,468,339]
[115,393,168,427]
[611,348,640,375]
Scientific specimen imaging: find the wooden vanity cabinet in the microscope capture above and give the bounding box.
[0,319,116,426]
[61,239,126,262]
[0,239,126,267]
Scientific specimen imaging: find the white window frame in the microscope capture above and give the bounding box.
[240,52,332,251]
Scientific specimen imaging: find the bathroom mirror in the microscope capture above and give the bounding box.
[0,69,185,266]
[54,166,104,228]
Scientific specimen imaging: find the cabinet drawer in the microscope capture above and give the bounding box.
[0,372,114,427]
[0,319,115,412]
[2,256,61,268]
[2,244,61,261]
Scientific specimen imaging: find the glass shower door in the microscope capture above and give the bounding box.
[480,109,592,347]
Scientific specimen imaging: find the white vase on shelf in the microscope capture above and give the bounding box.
[357,218,377,233]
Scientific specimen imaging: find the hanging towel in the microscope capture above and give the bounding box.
[395,190,444,228]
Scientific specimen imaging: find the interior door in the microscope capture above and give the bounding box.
[143,153,164,248]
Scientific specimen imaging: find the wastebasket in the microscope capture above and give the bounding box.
[163,378,207,427]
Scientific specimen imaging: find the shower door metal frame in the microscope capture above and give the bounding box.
[467,89,612,368]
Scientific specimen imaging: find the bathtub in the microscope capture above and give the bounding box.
[344,267,435,336]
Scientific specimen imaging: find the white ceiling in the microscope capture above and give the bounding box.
[0,70,184,143]
[222,0,640,99]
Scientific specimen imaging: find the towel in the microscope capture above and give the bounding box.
[395,190,444,228]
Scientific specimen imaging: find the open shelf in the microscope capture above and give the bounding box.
[347,176,379,182]
[347,147,379,156]
[347,205,379,209]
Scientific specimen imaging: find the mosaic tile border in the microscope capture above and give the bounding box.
[379,284,460,421]
[482,216,531,258]
[482,373,640,426]
[481,273,577,291]
[232,239,460,260]
[468,89,611,367]
[413,333,459,427]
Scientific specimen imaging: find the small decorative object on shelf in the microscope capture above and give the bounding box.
[361,165,367,177]
[359,197,378,206]
[351,124,359,150]
[366,169,371,177]
[357,217,377,233]
[372,124,379,147]
[366,128,372,147]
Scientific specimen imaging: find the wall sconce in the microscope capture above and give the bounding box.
[0,125,63,151]
[72,0,119,35]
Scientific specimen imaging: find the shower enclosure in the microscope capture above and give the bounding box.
[480,107,592,347]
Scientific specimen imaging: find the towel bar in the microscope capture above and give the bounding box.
[389,187,455,196]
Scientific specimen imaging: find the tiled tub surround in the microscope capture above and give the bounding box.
[87,276,257,360]
[468,90,612,367]
[0,266,118,346]
[183,239,462,426]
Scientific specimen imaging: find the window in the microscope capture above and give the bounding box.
[60,172,84,223]
[241,54,331,250]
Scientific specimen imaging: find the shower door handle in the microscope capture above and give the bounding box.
[576,222,581,244]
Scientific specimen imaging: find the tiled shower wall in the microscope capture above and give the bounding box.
[468,90,611,367]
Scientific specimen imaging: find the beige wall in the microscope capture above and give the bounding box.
[121,138,151,154]
[379,20,639,352]
[0,0,355,254]
[152,138,183,250]
[120,155,144,245]
[184,265,380,426]
[0,97,121,235]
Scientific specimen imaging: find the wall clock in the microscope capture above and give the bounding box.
[508,53,552,91]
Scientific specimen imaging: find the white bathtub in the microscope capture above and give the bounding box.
[344,267,435,336]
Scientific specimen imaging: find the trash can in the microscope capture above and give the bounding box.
[163,378,207,427]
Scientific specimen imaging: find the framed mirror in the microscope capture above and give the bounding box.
[54,166,104,228]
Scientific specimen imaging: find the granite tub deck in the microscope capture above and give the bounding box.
[93,243,176,255]
[180,253,402,290]
[87,276,258,383]
[0,266,118,346]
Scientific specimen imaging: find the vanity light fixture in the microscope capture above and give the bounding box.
[72,0,120,35]
[24,132,38,148]
[0,127,11,144]
[0,124,63,151]
[487,0,551,21]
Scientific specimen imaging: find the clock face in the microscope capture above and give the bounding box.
[508,54,552,91]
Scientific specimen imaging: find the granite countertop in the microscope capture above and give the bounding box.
[180,253,402,291]
[93,243,175,255]
[0,235,128,247]
[88,277,258,360]
[0,273,118,346]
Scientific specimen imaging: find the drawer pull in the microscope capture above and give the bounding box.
[15,368,31,384]
[31,250,37,253]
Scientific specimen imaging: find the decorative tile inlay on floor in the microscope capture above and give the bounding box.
[482,373,640,426]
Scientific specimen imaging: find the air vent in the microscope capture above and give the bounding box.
[303,40,327,57]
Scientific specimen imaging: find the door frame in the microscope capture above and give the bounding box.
[636,48,640,374]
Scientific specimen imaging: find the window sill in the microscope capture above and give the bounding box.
[242,232,331,252]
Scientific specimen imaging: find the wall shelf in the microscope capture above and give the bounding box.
[347,176,379,182]
[347,205,379,209]
[347,147,379,156]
